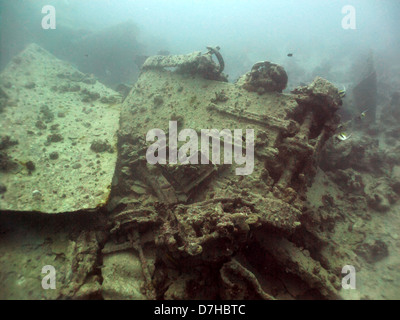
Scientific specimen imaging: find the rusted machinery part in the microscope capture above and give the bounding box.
[251,61,269,71]
[206,46,225,73]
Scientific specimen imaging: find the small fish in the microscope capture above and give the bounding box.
[337,132,352,141]
[360,109,368,118]
[287,53,293,57]
[338,86,346,98]
[84,54,89,58]
[354,109,368,121]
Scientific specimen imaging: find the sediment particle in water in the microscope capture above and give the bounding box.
[26,160,36,172]
[90,139,113,153]
[355,239,389,263]
[81,89,100,102]
[0,135,18,150]
[50,124,60,131]
[47,133,63,143]
[35,120,47,130]
[32,190,42,200]
[72,163,82,169]
[49,151,59,160]
[12,57,22,64]
[0,151,17,172]
[100,95,119,104]
[24,82,36,89]
[40,105,54,123]
[153,94,164,107]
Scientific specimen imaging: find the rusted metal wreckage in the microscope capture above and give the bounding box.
[0,44,343,299]
[100,47,343,300]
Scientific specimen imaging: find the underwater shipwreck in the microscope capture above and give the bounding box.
[0,43,399,300]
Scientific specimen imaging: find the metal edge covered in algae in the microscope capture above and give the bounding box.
[0,44,121,214]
